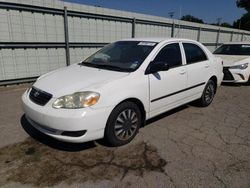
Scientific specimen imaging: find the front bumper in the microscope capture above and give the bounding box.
[223,67,250,83]
[22,90,113,143]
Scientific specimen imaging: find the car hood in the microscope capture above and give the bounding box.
[33,64,129,97]
[215,55,250,67]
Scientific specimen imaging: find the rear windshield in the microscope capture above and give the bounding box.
[214,44,250,55]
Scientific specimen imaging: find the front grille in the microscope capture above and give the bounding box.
[29,87,52,106]
[223,67,234,81]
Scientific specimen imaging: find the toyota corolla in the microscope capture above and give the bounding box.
[22,38,223,146]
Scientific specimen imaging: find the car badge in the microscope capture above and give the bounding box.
[34,91,40,97]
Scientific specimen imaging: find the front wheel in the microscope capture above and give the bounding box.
[197,80,216,107]
[104,102,141,146]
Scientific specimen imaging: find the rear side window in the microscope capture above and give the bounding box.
[154,43,182,68]
[183,43,207,64]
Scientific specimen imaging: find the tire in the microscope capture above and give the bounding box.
[197,80,216,107]
[104,102,142,146]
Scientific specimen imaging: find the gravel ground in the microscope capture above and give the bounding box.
[0,83,249,188]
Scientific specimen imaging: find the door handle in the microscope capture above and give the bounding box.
[179,69,186,75]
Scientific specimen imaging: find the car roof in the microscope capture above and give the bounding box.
[222,41,250,45]
[120,37,197,43]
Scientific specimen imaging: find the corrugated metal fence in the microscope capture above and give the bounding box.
[0,0,250,85]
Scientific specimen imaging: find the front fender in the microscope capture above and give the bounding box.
[90,72,149,114]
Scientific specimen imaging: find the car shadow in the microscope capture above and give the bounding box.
[221,82,243,87]
[20,115,96,152]
[145,105,188,126]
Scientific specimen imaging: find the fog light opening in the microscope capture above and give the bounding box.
[61,130,87,137]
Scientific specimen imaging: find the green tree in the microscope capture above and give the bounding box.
[220,22,232,28]
[234,0,250,30]
[210,22,232,28]
[233,13,250,30]
[181,15,204,24]
[237,0,250,12]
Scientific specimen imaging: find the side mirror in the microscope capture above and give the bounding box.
[145,61,169,74]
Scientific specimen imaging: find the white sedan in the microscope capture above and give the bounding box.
[22,38,223,146]
[214,42,250,84]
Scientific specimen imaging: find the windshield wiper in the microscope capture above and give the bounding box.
[79,61,91,66]
[79,62,132,72]
[95,64,132,72]
[78,61,102,68]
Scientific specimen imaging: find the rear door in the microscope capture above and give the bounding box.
[149,43,188,117]
[181,43,211,97]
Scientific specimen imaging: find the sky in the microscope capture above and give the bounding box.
[64,0,245,24]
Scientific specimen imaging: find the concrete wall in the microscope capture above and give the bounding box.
[0,0,250,84]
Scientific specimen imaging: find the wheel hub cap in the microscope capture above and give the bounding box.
[205,84,214,103]
[114,109,138,141]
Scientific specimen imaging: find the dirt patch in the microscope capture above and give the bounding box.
[0,138,166,187]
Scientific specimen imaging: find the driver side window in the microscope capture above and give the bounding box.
[154,43,182,69]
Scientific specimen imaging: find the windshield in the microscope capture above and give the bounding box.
[214,44,250,55]
[81,41,157,72]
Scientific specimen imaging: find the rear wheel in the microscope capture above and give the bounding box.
[197,80,216,107]
[104,102,141,146]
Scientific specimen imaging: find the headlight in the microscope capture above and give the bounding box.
[230,63,249,70]
[53,91,100,109]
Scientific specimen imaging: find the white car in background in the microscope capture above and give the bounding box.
[22,38,223,146]
[214,42,250,84]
